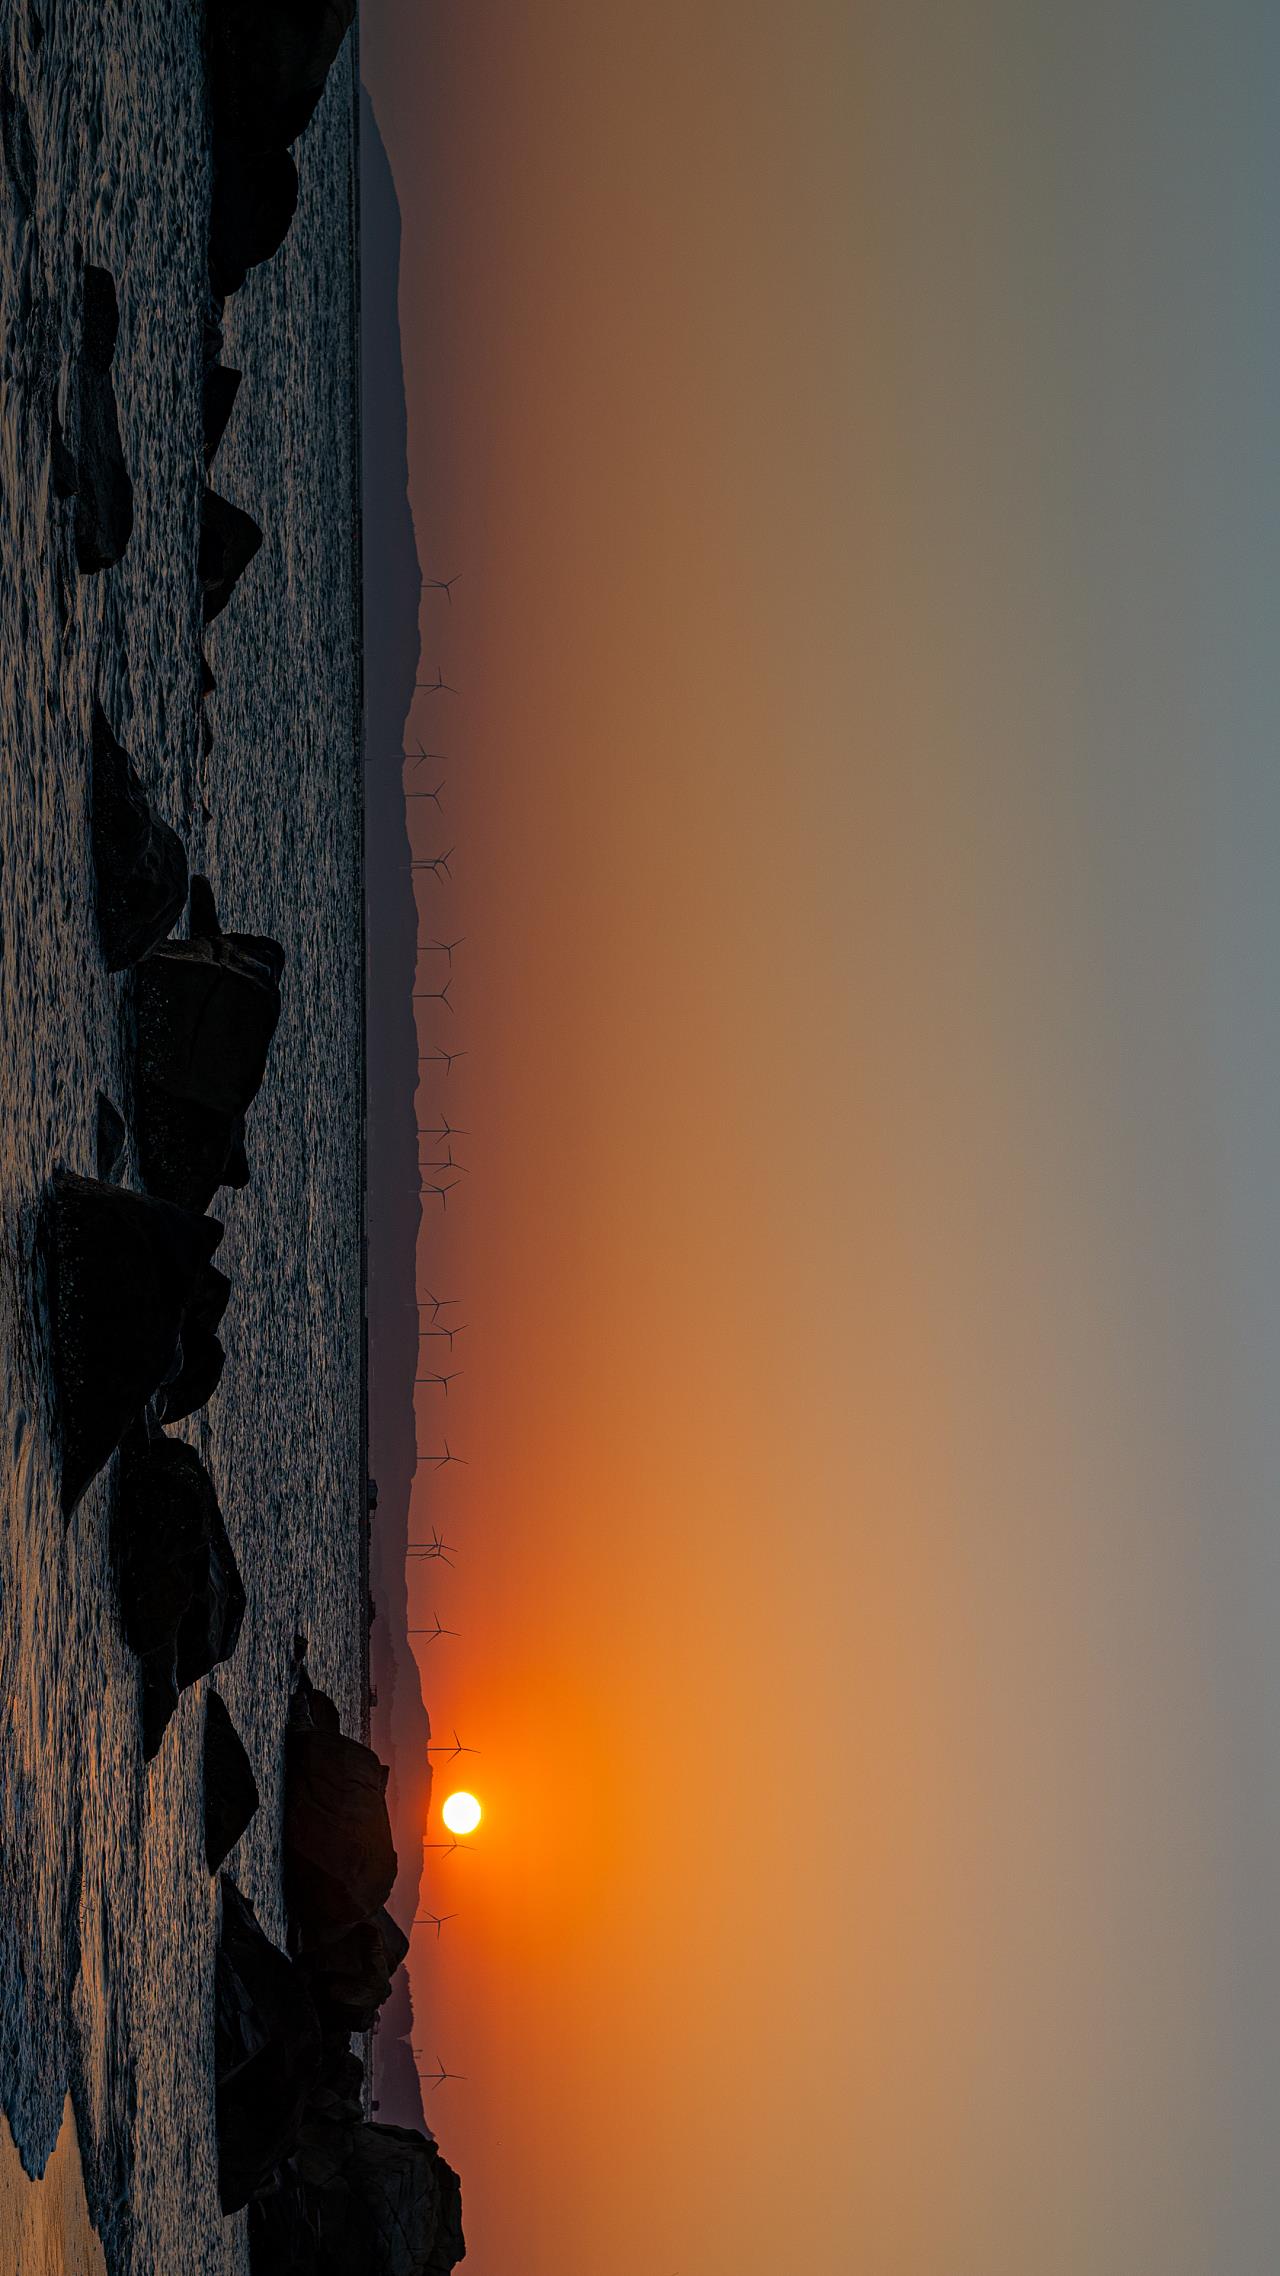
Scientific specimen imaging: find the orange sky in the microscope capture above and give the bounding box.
[361,4,1280,2269]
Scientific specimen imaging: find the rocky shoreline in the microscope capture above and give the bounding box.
[4,4,461,2269]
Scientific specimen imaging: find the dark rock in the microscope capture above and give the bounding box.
[247,2166,321,2275]
[309,2125,465,2276]
[115,1428,246,1756]
[90,701,188,969]
[216,1876,323,2214]
[200,653,216,699]
[75,267,133,572]
[131,1092,239,1217]
[290,1665,341,1736]
[140,893,284,1109]
[188,873,286,985]
[203,363,243,468]
[156,1260,230,1423]
[317,2041,364,2114]
[155,1327,223,1422]
[209,137,299,298]
[45,1171,222,1514]
[207,0,356,149]
[203,298,226,370]
[284,1705,397,1950]
[134,892,284,1211]
[200,484,264,621]
[94,1092,127,1183]
[299,1908,408,2033]
[205,1689,261,1871]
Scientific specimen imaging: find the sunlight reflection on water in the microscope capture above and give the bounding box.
[0,2099,109,2276]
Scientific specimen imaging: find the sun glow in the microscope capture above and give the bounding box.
[442,1790,482,1836]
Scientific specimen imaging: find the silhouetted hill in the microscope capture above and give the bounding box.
[360,81,431,2139]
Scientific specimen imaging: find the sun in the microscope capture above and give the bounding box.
[442,1790,482,1836]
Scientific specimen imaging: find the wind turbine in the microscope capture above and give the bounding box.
[413,1912,458,1937]
[418,1288,462,1317]
[414,2055,468,2089]
[407,1527,456,1564]
[426,1729,480,1762]
[408,1617,459,1644]
[420,1161,469,1189]
[417,1440,468,1468]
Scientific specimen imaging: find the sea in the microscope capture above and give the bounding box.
[0,4,365,2270]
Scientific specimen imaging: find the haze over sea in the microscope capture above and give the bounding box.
[0,6,366,2266]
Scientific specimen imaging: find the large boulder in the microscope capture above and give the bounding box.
[200,483,264,620]
[44,1171,222,1514]
[284,1681,397,1949]
[207,0,356,149]
[75,266,134,572]
[209,137,299,298]
[90,702,188,968]
[205,1689,261,1872]
[134,883,284,1211]
[115,1429,246,1756]
[216,1877,323,2214]
[299,1908,409,2034]
[155,1260,229,1423]
[308,2126,465,2276]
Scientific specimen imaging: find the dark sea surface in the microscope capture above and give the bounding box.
[0,5,364,2268]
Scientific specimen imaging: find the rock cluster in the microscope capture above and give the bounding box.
[205,0,355,294]
[216,1878,323,2213]
[115,1428,246,1756]
[211,1669,465,2270]
[284,1674,398,1951]
[27,0,468,2258]
[45,1171,224,1514]
[134,876,284,1213]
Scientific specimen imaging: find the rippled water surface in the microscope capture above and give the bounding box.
[0,6,363,2269]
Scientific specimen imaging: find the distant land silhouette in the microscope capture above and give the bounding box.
[360,82,433,2138]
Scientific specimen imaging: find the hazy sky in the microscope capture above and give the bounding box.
[361,5,1280,2269]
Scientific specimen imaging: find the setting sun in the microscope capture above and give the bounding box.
[442,1791,482,1836]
